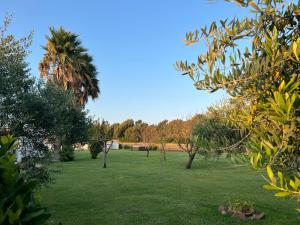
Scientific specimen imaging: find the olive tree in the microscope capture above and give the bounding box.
[0,16,52,184]
[97,120,114,168]
[193,104,248,160]
[176,0,300,207]
[157,120,169,161]
[168,118,201,169]
[142,125,158,157]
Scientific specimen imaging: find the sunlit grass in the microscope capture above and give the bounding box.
[42,151,299,225]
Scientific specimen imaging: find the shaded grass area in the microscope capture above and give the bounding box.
[42,151,299,225]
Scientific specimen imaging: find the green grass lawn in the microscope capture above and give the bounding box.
[41,150,299,225]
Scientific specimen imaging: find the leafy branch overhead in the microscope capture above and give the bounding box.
[176,0,300,209]
[177,0,300,98]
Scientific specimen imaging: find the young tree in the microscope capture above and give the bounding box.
[89,120,105,159]
[39,27,100,105]
[173,117,201,169]
[142,125,158,157]
[157,120,169,161]
[176,0,300,206]
[97,120,114,168]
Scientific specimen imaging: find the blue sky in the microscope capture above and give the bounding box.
[1,0,251,124]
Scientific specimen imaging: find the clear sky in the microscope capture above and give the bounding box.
[1,0,251,124]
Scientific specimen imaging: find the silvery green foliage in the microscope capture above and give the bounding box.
[176,0,300,207]
[0,16,51,185]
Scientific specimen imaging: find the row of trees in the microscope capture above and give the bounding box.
[101,117,200,144]
[89,108,244,169]
[176,0,299,211]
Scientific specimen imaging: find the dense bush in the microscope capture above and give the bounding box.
[20,155,52,185]
[0,135,50,225]
[59,145,75,161]
[137,146,146,151]
[149,145,158,151]
[137,146,157,151]
[89,141,103,159]
[124,145,132,150]
[193,115,245,158]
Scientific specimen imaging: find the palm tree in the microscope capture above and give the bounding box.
[39,27,100,105]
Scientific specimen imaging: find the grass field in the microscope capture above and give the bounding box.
[41,150,299,225]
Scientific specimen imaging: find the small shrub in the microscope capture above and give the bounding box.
[20,156,51,185]
[59,145,74,161]
[119,144,123,149]
[124,145,132,149]
[228,200,254,214]
[0,135,50,224]
[149,145,158,151]
[138,146,146,151]
[89,141,103,159]
[219,199,264,220]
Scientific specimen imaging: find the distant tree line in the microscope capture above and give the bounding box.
[89,106,245,168]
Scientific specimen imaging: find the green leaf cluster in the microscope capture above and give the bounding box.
[0,135,50,225]
[177,0,300,209]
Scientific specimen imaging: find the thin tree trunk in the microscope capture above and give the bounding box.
[160,149,164,161]
[160,143,166,161]
[146,149,149,157]
[163,150,166,161]
[186,152,196,169]
[103,149,108,168]
[160,149,166,161]
[53,138,61,161]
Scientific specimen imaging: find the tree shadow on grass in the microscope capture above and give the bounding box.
[182,158,248,175]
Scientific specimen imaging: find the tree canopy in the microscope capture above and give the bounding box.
[176,0,300,206]
[39,27,100,105]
